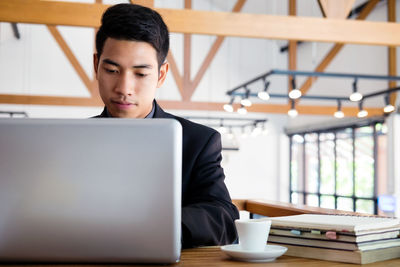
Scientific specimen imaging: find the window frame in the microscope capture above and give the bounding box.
[288,120,385,215]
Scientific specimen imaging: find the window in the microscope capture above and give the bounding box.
[289,121,387,215]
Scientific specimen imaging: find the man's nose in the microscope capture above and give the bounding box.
[114,73,133,96]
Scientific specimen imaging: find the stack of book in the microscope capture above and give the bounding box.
[267,214,400,264]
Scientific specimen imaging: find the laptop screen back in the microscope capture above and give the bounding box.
[0,118,182,263]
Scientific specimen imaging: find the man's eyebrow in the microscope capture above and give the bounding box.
[132,64,153,69]
[102,58,152,69]
[102,58,119,67]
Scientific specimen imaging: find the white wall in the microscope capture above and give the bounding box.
[222,115,288,201]
[0,0,398,203]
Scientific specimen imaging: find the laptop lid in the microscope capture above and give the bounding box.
[0,118,182,263]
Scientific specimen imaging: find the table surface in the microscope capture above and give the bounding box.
[178,246,400,267]
[1,246,399,267]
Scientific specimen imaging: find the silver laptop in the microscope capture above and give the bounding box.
[0,118,182,263]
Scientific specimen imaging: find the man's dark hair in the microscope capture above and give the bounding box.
[96,3,169,67]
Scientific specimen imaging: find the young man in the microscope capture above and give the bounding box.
[93,4,239,248]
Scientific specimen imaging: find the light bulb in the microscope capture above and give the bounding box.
[288,108,298,117]
[289,89,302,99]
[384,104,395,113]
[240,98,252,107]
[334,110,344,118]
[349,92,363,102]
[237,106,247,115]
[223,103,233,112]
[258,91,270,101]
[357,109,368,118]
[251,127,262,137]
[218,126,227,134]
[293,134,304,143]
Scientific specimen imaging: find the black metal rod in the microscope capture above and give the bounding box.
[363,86,400,99]
[226,71,273,94]
[228,70,400,94]
[317,133,321,207]
[272,69,400,81]
[302,134,306,205]
[11,23,20,39]
[229,87,400,102]
[334,132,338,210]
[184,117,267,129]
[352,127,356,212]
[289,136,293,203]
[199,122,263,128]
[0,111,28,117]
[231,92,349,101]
[373,123,378,215]
[185,116,267,122]
[290,190,377,201]
[226,67,400,103]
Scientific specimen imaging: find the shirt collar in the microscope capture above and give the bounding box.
[145,101,155,118]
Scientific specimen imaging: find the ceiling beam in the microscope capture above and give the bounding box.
[1,0,400,46]
[0,94,383,117]
[93,0,102,97]
[0,0,392,117]
[130,0,154,8]
[318,0,355,19]
[146,101,385,117]
[163,0,247,102]
[182,0,192,101]
[47,25,94,95]
[0,94,103,106]
[186,0,247,101]
[166,51,184,99]
[298,0,379,100]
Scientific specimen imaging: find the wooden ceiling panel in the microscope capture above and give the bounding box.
[1,0,400,46]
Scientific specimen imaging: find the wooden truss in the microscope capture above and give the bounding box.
[0,0,397,116]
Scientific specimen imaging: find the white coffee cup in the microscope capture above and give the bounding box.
[235,218,271,251]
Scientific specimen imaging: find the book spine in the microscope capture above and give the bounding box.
[272,243,361,264]
[268,236,357,250]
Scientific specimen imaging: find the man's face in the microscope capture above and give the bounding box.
[94,38,168,118]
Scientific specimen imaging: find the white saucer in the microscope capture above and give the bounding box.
[220,244,287,262]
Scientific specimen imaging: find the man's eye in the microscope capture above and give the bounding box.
[136,73,148,77]
[104,68,118,74]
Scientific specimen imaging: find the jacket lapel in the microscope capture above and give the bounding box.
[153,101,173,119]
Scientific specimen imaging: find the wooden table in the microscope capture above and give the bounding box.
[2,246,398,267]
[1,200,397,266]
[177,246,400,267]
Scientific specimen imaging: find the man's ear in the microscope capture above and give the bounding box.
[157,62,169,88]
[93,53,99,78]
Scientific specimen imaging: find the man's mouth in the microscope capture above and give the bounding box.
[111,100,136,109]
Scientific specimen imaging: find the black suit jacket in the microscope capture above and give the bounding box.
[94,101,239,248]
